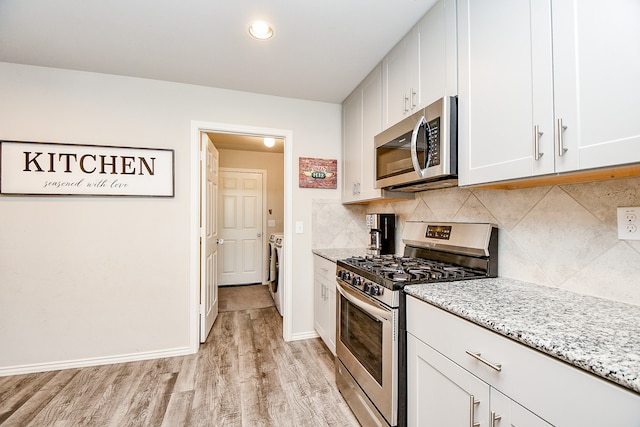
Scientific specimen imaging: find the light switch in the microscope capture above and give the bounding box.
[295,221,304,234]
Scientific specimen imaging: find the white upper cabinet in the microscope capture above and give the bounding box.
[383,0,457,129]
[383,29,420,129]
[342,80,363,203]
[418,0,458,107]
[458,0,640,186]
[343,65,414,203]
[342,65,388,203]
[553,0,640,172]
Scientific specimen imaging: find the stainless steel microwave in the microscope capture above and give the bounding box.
[375,96,457,192]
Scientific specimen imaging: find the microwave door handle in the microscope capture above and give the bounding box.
[410,115,428,178]
[336,281,390,322]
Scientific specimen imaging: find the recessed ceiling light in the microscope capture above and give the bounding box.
[249,20,273,40]
[263,137,275,148]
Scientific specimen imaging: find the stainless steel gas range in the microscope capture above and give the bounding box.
[335,221,498,427]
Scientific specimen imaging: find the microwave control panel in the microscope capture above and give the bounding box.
[417,117,441,168]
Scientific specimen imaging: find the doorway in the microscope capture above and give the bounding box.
[189,121,292,351]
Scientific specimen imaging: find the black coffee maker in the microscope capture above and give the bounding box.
[366,213,396,256]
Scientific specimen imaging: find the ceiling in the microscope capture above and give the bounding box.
[207,132,284,153]
[0,0,437,104]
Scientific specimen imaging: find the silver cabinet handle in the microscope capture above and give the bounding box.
[490,411,502,427]
[533,125,544,160]
[470,395,480,427]
[411,88,417,109]
[465,350,502,371]
[403,94,410,113]
[557,118,568,156]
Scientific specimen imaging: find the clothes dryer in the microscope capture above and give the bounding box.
[273,234,284,316]
[268,233,284,316]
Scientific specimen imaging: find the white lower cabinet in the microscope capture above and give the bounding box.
[313,255,336,355]
[408,333,490,427]
[406,295,640,426]
[491,388,552,427]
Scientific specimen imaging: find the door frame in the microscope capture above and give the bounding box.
[218,167,268,286]
[189,121,293,352]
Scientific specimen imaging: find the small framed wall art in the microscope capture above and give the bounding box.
[299,157,337,189]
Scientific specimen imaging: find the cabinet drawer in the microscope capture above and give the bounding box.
[313,255,335,281]
[406,295,640,426]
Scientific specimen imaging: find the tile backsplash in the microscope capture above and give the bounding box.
[312,177,640,306]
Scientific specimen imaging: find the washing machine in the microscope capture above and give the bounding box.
[268,233,280,283]
[268,233,284,316]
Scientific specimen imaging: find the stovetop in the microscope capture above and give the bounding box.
[336,222,498,309]
[337,254,486,292]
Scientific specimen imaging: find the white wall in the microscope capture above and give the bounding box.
[0,62,342,373]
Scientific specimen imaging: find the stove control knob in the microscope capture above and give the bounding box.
[352,277,361,287]
[363,282,371,292]
[370,285,381,296]
[342,271,350,281]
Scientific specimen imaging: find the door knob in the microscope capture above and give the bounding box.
[217,239,224,245]
[257,232,262,237]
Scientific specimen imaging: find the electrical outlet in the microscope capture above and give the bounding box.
[617,207,640,240]
[295,221,304,234]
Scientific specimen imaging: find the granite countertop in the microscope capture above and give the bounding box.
[404,278,640,394]
[312,248,368,263]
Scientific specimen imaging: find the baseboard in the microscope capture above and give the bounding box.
[0,346,194,377]
[289,330,320,341]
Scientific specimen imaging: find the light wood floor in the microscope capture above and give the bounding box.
[0,305,360,426]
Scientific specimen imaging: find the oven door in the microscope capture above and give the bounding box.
[336,279,398,425]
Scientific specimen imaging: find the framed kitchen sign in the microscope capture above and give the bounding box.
[0,141,175,197]
[298,157,337,189]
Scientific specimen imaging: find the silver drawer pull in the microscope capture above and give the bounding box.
[465,350,502,372]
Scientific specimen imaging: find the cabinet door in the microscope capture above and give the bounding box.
[407,333,490,427]
[552,0,640,172]
[327,286,336,354]
[383,39,409,128]
[313,268,328,342]
[491,389,553,427]
[359,65,384,201]
[457,0,555,186]
[405,27,421,114]
[383,29,421,129]
[314,256,337,354]
[418,0,458,107]
[342,89,363,203]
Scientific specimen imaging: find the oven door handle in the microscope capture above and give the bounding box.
[336,281,391,322]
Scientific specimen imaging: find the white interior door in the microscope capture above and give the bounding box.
[200,133,219,343]
[219,169,264,286]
